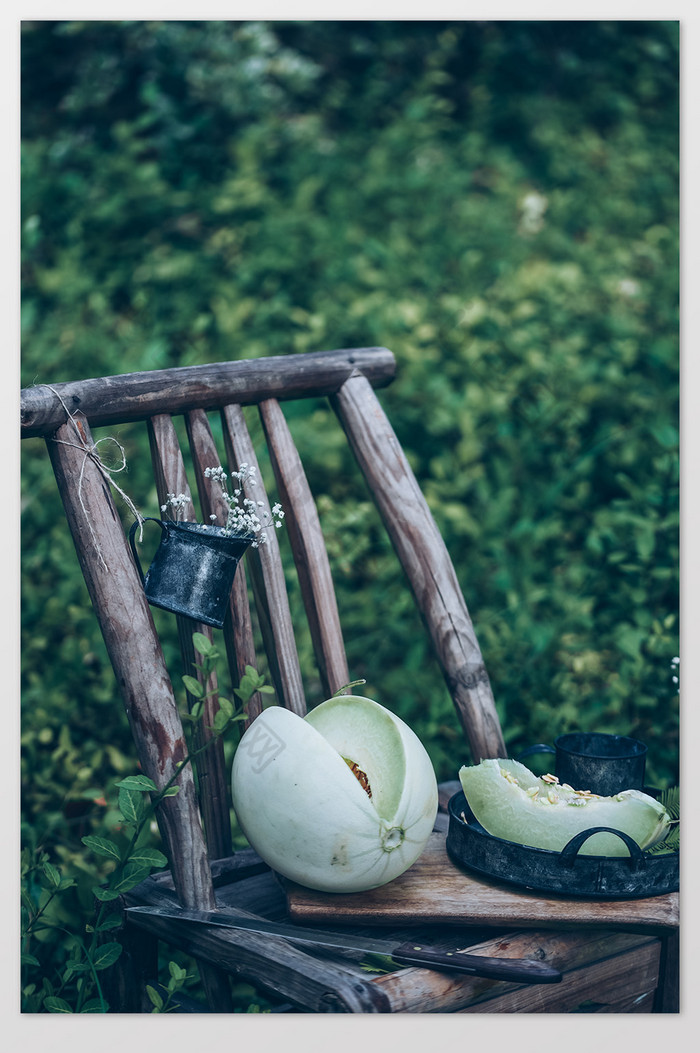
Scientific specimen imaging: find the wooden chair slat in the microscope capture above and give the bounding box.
[46,412,214,906]
[221,403,307,716]
[330,371,506,762]
[147,412,232,861]
[51,411,235,1010]
[21,346,396,438]
[147,412,197,521]
[259,398,350,698]
[180,408,263,729]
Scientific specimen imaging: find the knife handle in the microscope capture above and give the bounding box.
[390,942,562,984]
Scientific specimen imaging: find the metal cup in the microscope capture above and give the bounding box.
[553,732,647,796]
[519,732,647,796]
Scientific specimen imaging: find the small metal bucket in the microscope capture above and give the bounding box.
[519,732,648,796]
[129,518,253,629]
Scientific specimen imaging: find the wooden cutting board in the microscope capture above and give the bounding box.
[283,833,679,934]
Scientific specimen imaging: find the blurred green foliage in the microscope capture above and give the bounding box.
[21,20,678,1010]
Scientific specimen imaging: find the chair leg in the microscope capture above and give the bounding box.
[654,930,680,1012]
[197,962,235,1012]
[102,915,159,1013]
[103,905,234,1012]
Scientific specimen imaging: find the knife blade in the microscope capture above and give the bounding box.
[125,904,561,984]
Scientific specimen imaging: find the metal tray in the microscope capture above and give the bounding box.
[446,791,678,899]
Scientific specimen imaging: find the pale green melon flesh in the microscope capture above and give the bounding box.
[458,758,671,856]
[305,695,406,821]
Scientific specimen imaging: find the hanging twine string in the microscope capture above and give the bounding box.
[46,385,145,570]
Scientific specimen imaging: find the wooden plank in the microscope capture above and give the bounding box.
[21,347,396,437]
[454,939,661,1013]
[221,404,307,716]
[47,410,234,1011]
[259,398,350,697]
[371,929,659,1013]
[330,371,506,762]
[147,413,232,861]
[284,832,679,934]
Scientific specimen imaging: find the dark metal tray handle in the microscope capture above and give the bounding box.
[559,827,646,871]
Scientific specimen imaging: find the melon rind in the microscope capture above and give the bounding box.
[458,758,670,856]
[231,696,438,892]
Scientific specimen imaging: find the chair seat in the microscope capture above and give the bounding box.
[117,829,676,1014]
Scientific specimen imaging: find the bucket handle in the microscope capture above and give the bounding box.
[128,517,168,584]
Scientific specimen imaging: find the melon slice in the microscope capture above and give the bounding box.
[458,758,670,856]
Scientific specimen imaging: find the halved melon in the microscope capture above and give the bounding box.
[458,758,670,856]
[231,695,438,892]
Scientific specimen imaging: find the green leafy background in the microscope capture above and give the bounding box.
[21,21,679,1010]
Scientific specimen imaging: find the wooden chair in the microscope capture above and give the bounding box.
[21,347,679,1013]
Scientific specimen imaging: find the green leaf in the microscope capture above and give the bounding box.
[646,786,680,855]
[116,775,158,793]
[118,785,145,824]
[80,998,109,1013]
[96,915,123,932]
[359,952,402,974]
[146,985,164,1011]
[213,709,229,731]
[81,835,122,862]
[236,674,255,701]
[42,861,61,887]
[161,786,180,797]
[182,675,205,698]
[92,886,121,902]
[112,864,152,894]
[168,960,187,982]
[21,953,40,967]
[218,696,234,720]
[192,632,214,656]
[44,995,73,1013]
[92,941,123,971]
[128,847,168,870]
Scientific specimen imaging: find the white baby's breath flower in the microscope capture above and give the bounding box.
[201,464,286,546]
[161,492,190,521]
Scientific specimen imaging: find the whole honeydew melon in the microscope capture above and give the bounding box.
[231,695,438,893]
[459,758,670,856]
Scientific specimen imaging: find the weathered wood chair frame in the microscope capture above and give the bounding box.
[21,347,679,1013]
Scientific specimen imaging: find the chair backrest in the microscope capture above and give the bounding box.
[21,346,505,915]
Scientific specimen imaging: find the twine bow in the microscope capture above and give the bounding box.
[47,385,145,570]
